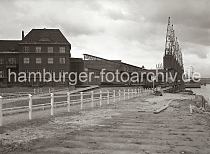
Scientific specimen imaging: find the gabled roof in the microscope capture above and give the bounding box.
[21,29,70,45]
[0,40,20,52]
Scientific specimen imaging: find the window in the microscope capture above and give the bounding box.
[24,58,30,64]
[35,46,41,53]
[59,47,65,53]
[24,46,29,52]
[48,47,53,53]
[0,58,4,64]
[48,58,53,64]
[59,57,65,64]
[0,70,3,78]
[36,58,42,64]
[8,58,16,64]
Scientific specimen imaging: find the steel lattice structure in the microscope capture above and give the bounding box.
[163,17,184,90]
[164,17,183,68]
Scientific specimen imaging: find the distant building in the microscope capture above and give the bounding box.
[69,54,147,86]
[0,40,20,87]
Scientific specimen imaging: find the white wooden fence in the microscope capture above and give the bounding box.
[0,88,152,126]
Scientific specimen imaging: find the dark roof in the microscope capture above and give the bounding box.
[21,29,70,44]
[0,40,20,52]
[83,54,144,70]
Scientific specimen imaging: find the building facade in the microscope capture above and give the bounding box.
[1,29,160,88]
[0,40,20,87]
[70,54,147,86]
[0,29,71,87]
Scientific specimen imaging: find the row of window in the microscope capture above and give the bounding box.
[0,57,66,65]
[0,58,17,65]
[23,57,66,64]
[23,46,66,53]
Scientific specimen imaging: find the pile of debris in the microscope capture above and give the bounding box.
[153,90,163,96]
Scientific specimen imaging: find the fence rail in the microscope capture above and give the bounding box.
[0,88,153,126]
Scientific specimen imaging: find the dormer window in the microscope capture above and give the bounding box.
[39,38,50,42]
[59,47,65,53]
[35,46,41,53]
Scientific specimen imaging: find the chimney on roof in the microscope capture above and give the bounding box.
[22,30,25,40]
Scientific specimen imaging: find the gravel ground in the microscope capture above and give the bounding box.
[1,93,210,154]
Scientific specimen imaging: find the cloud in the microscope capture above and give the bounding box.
[183,42,209,59]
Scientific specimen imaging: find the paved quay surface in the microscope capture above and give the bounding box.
[1,93,210,154]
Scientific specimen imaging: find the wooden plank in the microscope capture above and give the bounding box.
[153,100,172,114]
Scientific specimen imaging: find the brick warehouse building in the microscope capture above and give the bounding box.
[70,54,149,86]
[0,29,71,87]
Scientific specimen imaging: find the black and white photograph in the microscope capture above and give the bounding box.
[0,0,210,153]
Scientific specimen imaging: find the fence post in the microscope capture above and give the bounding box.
[124,89,126,100]
[133,89,135,98]
[107,90,109,104]
[131,89,133,98]
[50,93,54,116]
[118,90,121,101]
[0,96,3,126]
[91,91,94,108]
[99,91,102,107]
[113,90,116,102]
[190,104,192,113]
[128,89,130,99]
[135,89,137,97]
[67,92,70,112]
[28,94,32,120]
[80,92,83,110]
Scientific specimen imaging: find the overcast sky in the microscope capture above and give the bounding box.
[0,0,209,77]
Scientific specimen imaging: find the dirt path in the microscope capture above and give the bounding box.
[1,93,210,154]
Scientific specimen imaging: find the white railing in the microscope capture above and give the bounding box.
[0,88,153,126]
